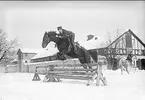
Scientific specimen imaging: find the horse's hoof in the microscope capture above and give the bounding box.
[96,84,99,86]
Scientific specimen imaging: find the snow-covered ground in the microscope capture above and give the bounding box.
[0,70,145,100]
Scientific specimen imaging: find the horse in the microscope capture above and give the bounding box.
[42,31,108,86]
[131,55,138,72]
[118,55,137,75]
[42,31,98,70]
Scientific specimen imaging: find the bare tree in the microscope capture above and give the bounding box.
[0,29,19,63]
[102,28,125,69]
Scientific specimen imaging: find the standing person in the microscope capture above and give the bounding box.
[57,26,78,54]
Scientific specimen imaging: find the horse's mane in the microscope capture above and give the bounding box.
[46,31,69,42]
[47,31,57,34]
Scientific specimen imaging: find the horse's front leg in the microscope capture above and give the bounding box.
[56,52,66,60]
[126,63,130,74]
[126,67,130,74]
[87,63,92,70]
[131,62,136,74]
[82,64,88,70]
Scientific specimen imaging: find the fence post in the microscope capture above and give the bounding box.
[5,66,8,73]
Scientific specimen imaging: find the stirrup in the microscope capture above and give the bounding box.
[74,46,79,54]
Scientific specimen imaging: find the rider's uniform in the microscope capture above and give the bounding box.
[58,29,78,54]
[126,53,133,64]
[59,29,75,46]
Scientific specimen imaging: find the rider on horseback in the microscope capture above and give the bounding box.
[57,26,78,54]
[126,51,133,65]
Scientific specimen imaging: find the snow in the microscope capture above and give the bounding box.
[20,48,44,54]
[31,42,59,59]
[0,70,145,100]
[78,37,105,50]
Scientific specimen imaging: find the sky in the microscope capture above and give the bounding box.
[0,1,145,51]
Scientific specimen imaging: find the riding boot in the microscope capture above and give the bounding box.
[68,45,71,53]
[73,43,79,55]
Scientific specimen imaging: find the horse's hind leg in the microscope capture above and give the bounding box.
[121,65,123,75]
[126,66,130,74]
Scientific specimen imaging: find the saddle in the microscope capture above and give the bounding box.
[57,34,79,55]
[68,42,80,55]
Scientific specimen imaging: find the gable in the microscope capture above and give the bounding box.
[107,29,145,49]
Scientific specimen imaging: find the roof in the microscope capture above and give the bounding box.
[107,29,145,48]
[31,42,59,59]
[20,48,42,54]
[78,36,105,50]
[31,49,58,59]
[128,29,145,48]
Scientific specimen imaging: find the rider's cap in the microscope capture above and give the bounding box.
[57,26,62,30]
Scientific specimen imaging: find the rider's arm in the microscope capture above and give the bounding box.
[62,35,69,39]
[63,29,71,38]
[61,33,70,39]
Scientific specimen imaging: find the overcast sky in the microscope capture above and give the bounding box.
[0,1,144,50]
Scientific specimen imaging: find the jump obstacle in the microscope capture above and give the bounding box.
[32,62,107,86]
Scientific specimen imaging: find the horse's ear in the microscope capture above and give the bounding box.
[45,31,47,34]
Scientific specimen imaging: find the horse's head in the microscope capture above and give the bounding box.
[42,31,58,48]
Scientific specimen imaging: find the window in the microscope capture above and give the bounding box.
[25,61,27,63]
[25,53,28,57]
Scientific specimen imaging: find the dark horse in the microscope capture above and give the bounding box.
[42,31,98,70]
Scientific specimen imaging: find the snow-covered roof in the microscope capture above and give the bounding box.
[78,37,105,50]
[31,42,59,59]
[20,48,43,54]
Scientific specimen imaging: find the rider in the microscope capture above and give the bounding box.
[57,26,78,54]
[126,51,133,65]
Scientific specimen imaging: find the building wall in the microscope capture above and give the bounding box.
[21,53,36,72]
[17,52,37,72]
[31,54,57,63]
[22,53,36,60]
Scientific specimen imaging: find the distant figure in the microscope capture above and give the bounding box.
[126,51,133,64]
[87,34,94,41]
[87,34,98,41]
[95,37,98,40]
[57,26,78,53]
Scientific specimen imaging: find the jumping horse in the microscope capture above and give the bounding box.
[42,31,107,86]
[42,31,98,70]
